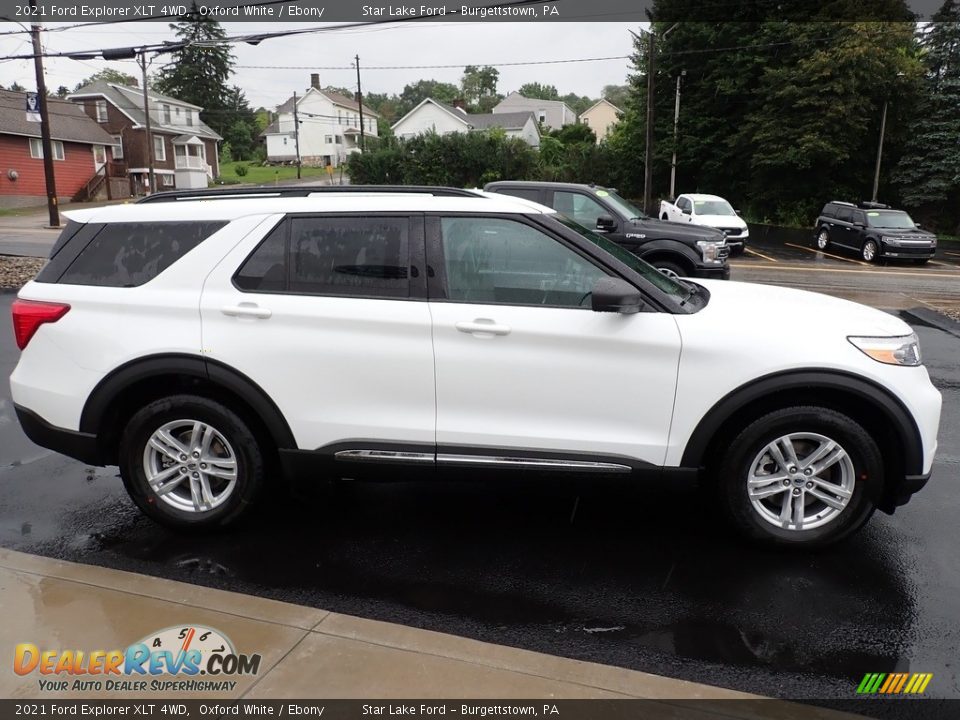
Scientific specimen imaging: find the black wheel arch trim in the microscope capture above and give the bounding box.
[79,353,297,451]
[679,369,924,475]
[633,239,703,269]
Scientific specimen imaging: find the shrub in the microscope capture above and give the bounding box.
[234,164,248,177]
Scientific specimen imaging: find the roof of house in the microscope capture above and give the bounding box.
[0,89,115,145]
[68,81,221,140]
[392,99,537,134]
[495,92,575,114]
[580,98,623,116]
[272,87,381,119]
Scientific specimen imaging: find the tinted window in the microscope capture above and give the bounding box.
[56,222,226,287]
[677,197,691,212]
[852,211,866,225]
[822,204,837,219]
[493,187,541,203]
[48,220,84,259]
[836,207,854,223]
[440,217,606,307]
[235,217,410,298]
[553,191,609,229]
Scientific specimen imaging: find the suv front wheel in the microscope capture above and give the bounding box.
[719,406,882,547]
[861,239,879,263]
[119,395,265,530]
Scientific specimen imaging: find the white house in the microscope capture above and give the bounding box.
[492,92,576,130]
[391,98,540,148]
[262,74,379,167]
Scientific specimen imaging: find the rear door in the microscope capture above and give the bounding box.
[426,213,682,470]
[833,206,855,247]
[199,213,436,456]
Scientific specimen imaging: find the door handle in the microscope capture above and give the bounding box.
[221,303,272,319]
[455,319,511,337]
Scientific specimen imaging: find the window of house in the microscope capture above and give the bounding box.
[29,138,65,160]
[325,135,333,144]
[162,104,171,124]
[175,107,181,117]
[335,135,342,144]
[283,137,288,145]
[153,135,166,161]
[93,145,106,165]
[538,110,546,124]
[186,110,193,127]
[234,217,410,298]
[111,136,123,160]
[160,174,174,186]
[95,100,108,123]
[439,217,606,307]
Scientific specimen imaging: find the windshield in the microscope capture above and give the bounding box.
[598,189,648,220]
[693,199,736,216]
[866,210,916,229]
[553,215,693,304]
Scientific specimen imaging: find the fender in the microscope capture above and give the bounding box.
[679,369,924,475]
[79,353,297,450]
[631,238,701,266]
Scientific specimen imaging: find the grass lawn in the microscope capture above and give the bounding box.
[215,161,334,185]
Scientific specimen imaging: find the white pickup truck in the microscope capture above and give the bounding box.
[660,193,749,255]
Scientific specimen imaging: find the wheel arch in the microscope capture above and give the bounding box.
[635,239,700,272]
[80,354,297,465]
[680,369,924,508]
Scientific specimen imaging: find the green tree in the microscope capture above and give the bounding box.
[73,68,138,92]
[461,65,500,108]
[518,82,559,100]
[601,84,630,110]
[153,4,235,137]
[892,0,960,231]
[397,80,460,116]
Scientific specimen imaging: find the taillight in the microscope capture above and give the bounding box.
[11,299,70,350]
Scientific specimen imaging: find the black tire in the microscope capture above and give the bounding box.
[861,239,879,263]
[119,394,265,530]
[652,260,687,279]
[816,228,830,251]
[660,213,669,221]
[718,406,882,548]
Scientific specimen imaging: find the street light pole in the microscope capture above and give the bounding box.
[29,0,59,228]
[643,31,656,216]
[138,51,157,195]
[871,100,888,204]
[669,71,685,201]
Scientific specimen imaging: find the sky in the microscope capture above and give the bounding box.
[0,21,640,110]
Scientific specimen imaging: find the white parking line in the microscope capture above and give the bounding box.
[783,242,869,266]
[730,263,960,279]
[744,247,778,262]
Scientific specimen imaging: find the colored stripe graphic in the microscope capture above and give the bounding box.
[857,672,932,694]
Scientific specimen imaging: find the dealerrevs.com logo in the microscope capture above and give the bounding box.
[14,625,262,693]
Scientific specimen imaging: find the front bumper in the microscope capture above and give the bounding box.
[14,404,104,466]
[689,264,731,280]
[880,247,936,259]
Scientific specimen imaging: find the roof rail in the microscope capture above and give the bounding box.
[136,185,482,204]
[857,201,890,209]
[830,201,857,207]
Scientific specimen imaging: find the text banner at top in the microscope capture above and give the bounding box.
[0,0,951,23]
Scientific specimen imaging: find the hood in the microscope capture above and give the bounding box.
[696,214,748,230]
[692,279,912,337]
[635,218,725,242]
[874,228,937,240]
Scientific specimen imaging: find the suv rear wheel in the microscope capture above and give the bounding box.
[718,406,882,547]
[816,228,830,250]
[119,395,265,530]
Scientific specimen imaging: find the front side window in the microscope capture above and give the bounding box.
[837,207,854,223]
[553,191,609,229]
[235,217,410,299]
[439,217,606,308]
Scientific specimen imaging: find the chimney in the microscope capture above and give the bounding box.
[452,98,467,114]
[310,73,320,90]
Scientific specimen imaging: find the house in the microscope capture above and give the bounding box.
[0,89,117,209]
[262,74,379,167]
[391,98,541,148]
[69,81,221,194]
[579,99,622,143]
[492,92,576,130]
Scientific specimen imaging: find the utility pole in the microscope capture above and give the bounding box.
[138,51,156,195]
[669,71,685,201]
[355,55,366,152]
[872,100,888,204]
[29,0,59,228]
[643,31,655,216]
[292,91,302,179]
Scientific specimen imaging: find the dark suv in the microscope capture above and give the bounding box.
[814,201,937,264]
[484,181,730,280]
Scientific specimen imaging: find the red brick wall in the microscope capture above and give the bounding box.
[0,134,99,207]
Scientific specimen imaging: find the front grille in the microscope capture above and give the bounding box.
[718,227,744,237]
[717,245,731,259]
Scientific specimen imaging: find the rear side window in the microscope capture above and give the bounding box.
[38,221,226,287]
[836,207,854,223]
[234,216,410,298]
[822,204,837,219]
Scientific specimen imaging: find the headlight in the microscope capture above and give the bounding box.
[848,333,921,366]
[697,240,724,263]
[881,235,899,246]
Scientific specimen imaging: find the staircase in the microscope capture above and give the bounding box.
[73,168,106,202]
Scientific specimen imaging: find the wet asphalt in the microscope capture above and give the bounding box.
[1,249,959,713]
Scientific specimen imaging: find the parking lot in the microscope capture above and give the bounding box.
[2,229,959,708]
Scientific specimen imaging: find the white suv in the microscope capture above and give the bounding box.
[9,186,941,547]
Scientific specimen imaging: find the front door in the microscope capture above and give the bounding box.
[426,214,682,469]
[200,214,436,458]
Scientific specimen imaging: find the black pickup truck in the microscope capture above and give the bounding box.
[484,181,730,280]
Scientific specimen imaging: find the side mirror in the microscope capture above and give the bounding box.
[915,223,922,229]
[596,215,617,232]
[591,277,644,314]
[681,207,692,215]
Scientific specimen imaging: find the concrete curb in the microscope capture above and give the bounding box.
[901,306,960,339]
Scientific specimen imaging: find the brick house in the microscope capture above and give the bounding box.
[69,81,221,195]
[0,89,118,209]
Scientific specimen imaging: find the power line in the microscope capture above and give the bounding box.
[235,55,630,70]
